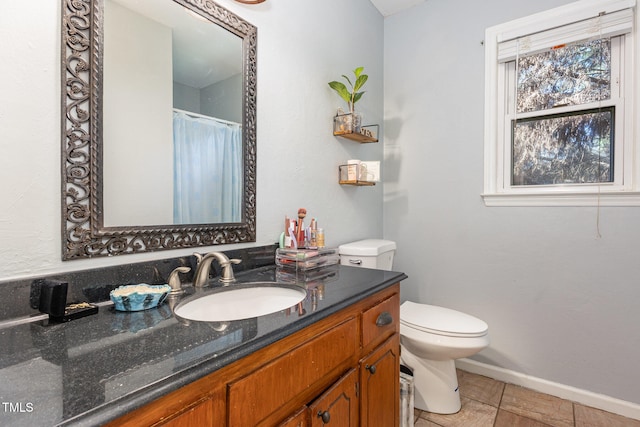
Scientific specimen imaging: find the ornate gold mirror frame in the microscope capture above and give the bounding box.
[61,0,257,260]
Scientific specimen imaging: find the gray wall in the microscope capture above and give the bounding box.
[201,73,242,123]
[173,81,201,113]
[173,74,243,124]
[383,0,640,404]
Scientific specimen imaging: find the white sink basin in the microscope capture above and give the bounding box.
[174,283,307,322]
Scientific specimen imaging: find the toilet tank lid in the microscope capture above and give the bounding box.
[338,239,397,256]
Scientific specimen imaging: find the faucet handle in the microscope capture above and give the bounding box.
[218,258,241,284]
[168,266,191,295]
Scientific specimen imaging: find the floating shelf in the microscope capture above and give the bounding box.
[339,179,376,186]
[334,131,379,143]
[338,164,376,186]
[333,113,379,143]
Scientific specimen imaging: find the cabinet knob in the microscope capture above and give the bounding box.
[376,311,393,327]
[366,364,377,374]
[318,410,331,423]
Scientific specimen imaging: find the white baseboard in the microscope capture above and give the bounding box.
[456,358,640,421]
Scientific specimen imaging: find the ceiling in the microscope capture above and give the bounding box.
[369,0,426,17]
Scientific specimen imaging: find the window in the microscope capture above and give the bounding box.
[483,0,637,206]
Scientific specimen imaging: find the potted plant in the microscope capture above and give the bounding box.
[329,67,368,135]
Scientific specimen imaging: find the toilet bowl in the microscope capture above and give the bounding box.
[400,301,489,414]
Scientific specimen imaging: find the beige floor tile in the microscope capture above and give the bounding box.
[415,418,443,427]
[495,409,554,427]
[500,384,574,427]
[419,396,498,427]
[574,403,640,427]
[457,369,505,407]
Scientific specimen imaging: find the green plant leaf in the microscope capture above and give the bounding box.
[329,67,368,107]
[353,75,368,92]
[328,81,352,104]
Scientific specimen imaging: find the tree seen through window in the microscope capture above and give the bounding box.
[512,39,613,186]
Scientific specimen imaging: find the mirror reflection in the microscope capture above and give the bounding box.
[103,0,243,226]
[61,0,257,260]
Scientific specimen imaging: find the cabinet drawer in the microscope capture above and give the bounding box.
[227,317,358,426]
[362,292,399,351]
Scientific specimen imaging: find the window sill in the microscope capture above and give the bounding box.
[481,191,640,207]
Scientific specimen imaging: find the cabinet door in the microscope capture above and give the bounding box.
[278,407,307,427]
[308,369,359,427]
[360,335,400,427]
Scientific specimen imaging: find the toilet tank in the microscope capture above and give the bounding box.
[338,239,396,271]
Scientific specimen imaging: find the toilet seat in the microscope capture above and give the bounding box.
[400,301,488,338]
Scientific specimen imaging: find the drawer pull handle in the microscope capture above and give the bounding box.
[366,364,377,374]
[376,311,393,327]
[318,410,331,423]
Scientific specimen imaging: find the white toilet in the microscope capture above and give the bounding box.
[400,301,489,414]
[338,239,490,415]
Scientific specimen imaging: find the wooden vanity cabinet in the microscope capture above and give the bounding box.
[108,283,400,427]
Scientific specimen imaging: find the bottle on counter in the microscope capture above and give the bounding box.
[316,228,325,248]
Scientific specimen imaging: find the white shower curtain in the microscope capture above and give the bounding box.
[173,111,242,224]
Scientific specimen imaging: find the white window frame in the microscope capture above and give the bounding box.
[483,0,638,206]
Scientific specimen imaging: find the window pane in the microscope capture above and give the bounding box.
[516,39,610,113]
[512,108,613,186]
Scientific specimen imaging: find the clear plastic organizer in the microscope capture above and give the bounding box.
[276,264,339,284]
[275,247,340,271]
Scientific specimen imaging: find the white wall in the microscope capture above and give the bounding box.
[383,0,640,405]
[103,0,174,226]
[0,0,384,277]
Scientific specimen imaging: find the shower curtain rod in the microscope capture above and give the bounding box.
[173,108,242,127]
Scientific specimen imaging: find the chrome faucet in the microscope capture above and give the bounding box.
[193,252,241,286]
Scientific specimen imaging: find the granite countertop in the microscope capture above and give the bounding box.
[0,264,407,427]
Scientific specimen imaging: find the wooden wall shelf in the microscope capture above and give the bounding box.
[334,132,378,143]
[339,180,376,186]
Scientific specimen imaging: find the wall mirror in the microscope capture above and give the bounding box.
[62,0,257,260]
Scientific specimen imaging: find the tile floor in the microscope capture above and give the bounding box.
[414,370,640,427]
